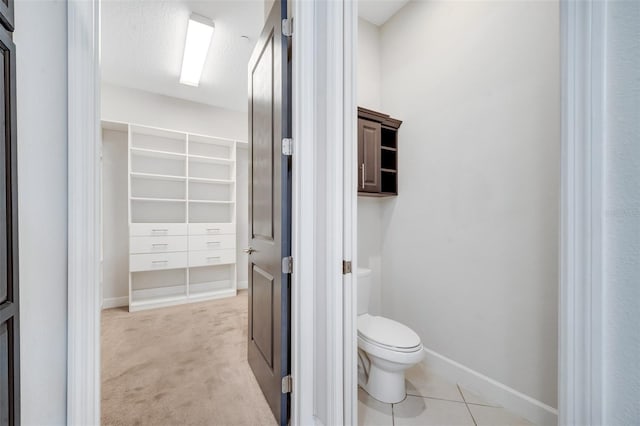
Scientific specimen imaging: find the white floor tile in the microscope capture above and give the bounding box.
[358,387,393,426]
[405,363,465,402]
[468,404,535,426]
[393,395,475,426]
[459,386,500,407]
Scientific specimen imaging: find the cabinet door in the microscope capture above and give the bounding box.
[358,118,381,193]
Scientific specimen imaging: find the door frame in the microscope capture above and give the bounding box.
[67,0,609,424]
[66,0,357,425]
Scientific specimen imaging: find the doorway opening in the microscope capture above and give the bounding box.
[354,1,560,425]
[98,1,291,425]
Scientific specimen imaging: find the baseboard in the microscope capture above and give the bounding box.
[422,347,558,426]
[237,280,248,290]
[102,296,128,309]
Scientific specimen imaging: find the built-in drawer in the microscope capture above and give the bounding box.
[130,252,188,272]
[130,236,188,254]
[130,223,188,237]
[188,234,236,252]
[188,223,235,236]
[188,249,236,268]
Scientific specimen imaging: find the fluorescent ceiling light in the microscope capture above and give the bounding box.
[180,14,215,87]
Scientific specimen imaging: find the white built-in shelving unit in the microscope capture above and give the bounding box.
[105,121,242,311]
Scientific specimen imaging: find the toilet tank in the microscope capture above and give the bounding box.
[357,268,372,315]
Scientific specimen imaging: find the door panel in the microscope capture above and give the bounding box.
[0,0,12,33]
[251,265,274,367]
[251,35,274,240]
[247,1,291,425]
[358,118,381,192]
[0,19,18,426]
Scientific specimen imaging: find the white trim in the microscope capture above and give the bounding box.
[290,0,315,423]
[422,349,558,426]
[290,0,350,424]
[559,1,606,425]
[67,0,101,425]
[102,296,128,310]
[342,0,358,425]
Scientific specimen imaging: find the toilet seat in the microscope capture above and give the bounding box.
[357,314,422,353]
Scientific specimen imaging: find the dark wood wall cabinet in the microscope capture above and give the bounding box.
[357,107,402,197]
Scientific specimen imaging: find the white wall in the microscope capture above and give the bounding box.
[15,1,68,424]
[102,129,129,305]
[100,83,249,303]
[603,2,640,423]
[102,83,248,141]
[377,0,560,411]
[357,18,384,315]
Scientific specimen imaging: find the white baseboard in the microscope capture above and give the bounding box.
[237,280,248,290]
[422,347,558,426]
[102,296,128,309]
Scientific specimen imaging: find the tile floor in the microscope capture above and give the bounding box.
[358,363,535,426]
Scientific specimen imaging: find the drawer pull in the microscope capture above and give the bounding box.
[152,260,168,264]
[206,256,221,261]
[206,241,221,246]
[206,228,221,232]
[152,243,169,247]
[151,229,169,233]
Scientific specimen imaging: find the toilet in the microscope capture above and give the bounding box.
[357,267,424,403]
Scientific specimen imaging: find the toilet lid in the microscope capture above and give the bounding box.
[357,315,421,350]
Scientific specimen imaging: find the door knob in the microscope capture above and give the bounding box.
[244,247,256,254]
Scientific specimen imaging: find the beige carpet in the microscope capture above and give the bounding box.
[101,291,277,426]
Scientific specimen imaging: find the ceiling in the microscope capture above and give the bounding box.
[358,0,411,26]
[102,0,409,112]
[101,0,263,112]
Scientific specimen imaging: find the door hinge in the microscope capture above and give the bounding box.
[282,138,293,156]
[282,256,293,274]
[343,260,352,275]
[281,374,293,394]
[282,18,293,37]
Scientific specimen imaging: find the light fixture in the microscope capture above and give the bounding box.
[179,14,215,87]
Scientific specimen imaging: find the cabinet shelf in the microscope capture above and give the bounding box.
[189,200,235,204]
[381,146,397,152]
[131,196,186,203]
[188,154,234,165]
[188,177,235,184]
[381,168,397,173]
[131,172,186,182]
[131,147,186,159]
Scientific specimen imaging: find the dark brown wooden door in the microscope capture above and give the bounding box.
[358,118,381,192]
[0,4,18,425]
[247,1,291,425]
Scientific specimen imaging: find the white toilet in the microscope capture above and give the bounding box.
[357,267,424,403]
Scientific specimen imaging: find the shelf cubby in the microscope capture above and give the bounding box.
[188,202,233,224]
[189,134,234,159]
[132,175,186,200]
[131,199,186,223]
[131,125,186,154]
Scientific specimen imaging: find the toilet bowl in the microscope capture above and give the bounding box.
[357,268,424,403]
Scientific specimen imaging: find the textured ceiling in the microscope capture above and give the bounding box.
[101,0,263,112]
[101,0,408,112]
[358,0,411,26]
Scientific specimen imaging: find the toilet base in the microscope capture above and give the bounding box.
[358,350,409,403]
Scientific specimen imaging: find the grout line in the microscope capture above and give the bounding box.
[391,402,395,426]
[405,392,466,404]
[457,384,478,426]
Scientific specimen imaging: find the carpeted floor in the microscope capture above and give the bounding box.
[101,291,277,426]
